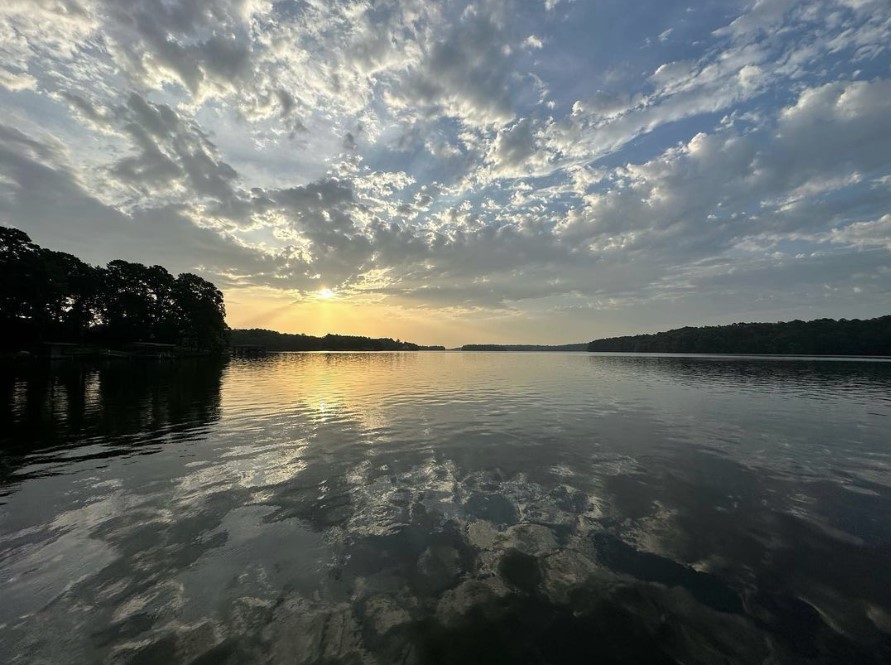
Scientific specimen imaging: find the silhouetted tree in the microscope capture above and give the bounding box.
[40,250,103,340]
[100,260,177,344]
[0,228,228,352]
[173,273,228,351]
[1,228,41,341]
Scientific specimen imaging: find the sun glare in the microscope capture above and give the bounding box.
[317,288,335,300]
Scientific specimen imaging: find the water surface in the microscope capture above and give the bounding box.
[1,353,890,664]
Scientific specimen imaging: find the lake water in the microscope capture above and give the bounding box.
[1,352,890,664]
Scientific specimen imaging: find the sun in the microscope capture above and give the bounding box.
[317,288,335,300]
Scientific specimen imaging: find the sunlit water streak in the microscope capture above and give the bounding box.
[1,353,890,664]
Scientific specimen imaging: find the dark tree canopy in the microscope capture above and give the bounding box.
[587,317,891,356]
[0,227,228,351]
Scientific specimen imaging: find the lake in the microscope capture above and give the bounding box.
[1,352,890,664]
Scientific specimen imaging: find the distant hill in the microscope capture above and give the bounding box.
[461,344,588,352]
[230,328,443,351]
[587,316,891,356]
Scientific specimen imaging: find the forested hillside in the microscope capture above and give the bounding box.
[230,328,442,351]
[587,317,891,355]
[461,344,587,351]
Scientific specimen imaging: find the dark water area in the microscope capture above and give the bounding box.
[1,353,890,664]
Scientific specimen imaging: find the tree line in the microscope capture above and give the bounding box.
[230,328,443,351]
[587,316,891,355]
[1,227,228,352]
[461,343,587,351]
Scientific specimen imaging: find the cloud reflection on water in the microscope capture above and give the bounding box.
[1,353,890,663]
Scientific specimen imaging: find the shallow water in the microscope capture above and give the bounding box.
[1,352,890,664]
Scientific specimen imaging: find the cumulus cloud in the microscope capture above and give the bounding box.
[387,2,535,128]
[0,68,37,92]
[0,0,889,335]
[484,117,553,178]
[0,123,273,284]
[558,78,891,252]
[828,215,891,250]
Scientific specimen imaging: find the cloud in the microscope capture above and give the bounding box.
[773,79,891,180]
[0,68,37,92]
[0,123,274,283]
[714,0,799,39]
[0,0,889,337]
[388,3,532,128]
[828,215,891,250]
[485,117,550,177]
[92,0,258,100]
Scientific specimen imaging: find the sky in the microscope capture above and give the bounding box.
[1,0,890,347]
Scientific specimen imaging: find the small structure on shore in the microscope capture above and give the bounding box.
[231,345,267,358]
[123,342,177,358]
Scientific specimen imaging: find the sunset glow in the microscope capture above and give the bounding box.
[1,0,888,346]
[2,2,890,663]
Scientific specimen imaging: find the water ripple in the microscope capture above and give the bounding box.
[1,353,890,664]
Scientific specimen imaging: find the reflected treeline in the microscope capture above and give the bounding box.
[0,359,225,483]
[589,354,891,398]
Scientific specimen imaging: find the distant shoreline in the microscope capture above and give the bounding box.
[230,328,445,352]
[460,343,587,352]
[586,316,890,356]
[460,348,891,361]
[587,351,891,361]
